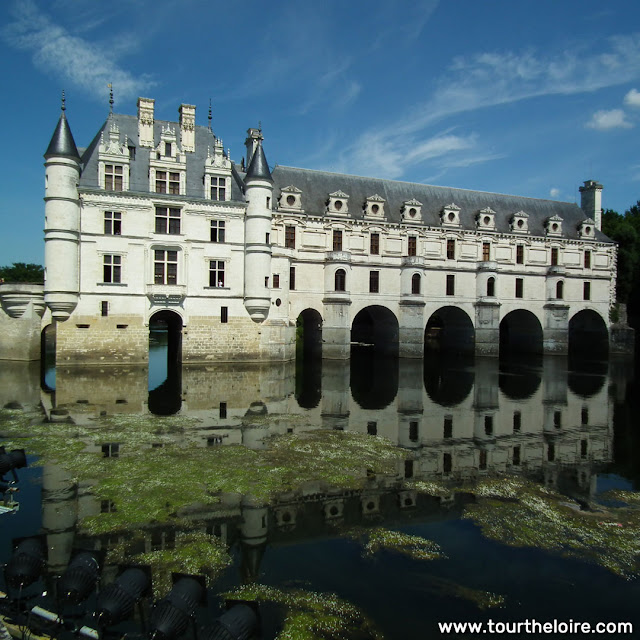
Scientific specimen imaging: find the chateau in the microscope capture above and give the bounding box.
[6,96,628,364]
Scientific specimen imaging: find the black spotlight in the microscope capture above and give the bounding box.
[94,566,151,629]
[0,447,27,482]
[148,574,206,640]
[4,536,46,590]
[200,603,259,640]
[58,551,102,605]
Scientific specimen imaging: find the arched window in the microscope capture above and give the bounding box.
[556,280,564,299]
[487,277,495,297]
[411,273,421,294]
[335,268,346,292]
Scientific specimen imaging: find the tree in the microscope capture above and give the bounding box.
[0,263,44,284]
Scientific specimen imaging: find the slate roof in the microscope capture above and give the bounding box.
[44,112,80,160]
[78,114,246,202]
[270,166,612,243]
[245,139,273,183]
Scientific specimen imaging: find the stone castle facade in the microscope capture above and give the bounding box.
[0,96,630,363]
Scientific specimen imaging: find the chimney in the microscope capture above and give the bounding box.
[245,128,263,169]
[137,97,155,148]
[179,103,196,152]
[579,180,603,230]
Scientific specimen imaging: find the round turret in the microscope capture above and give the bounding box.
[44,97,81,322]
[243,137,273,322]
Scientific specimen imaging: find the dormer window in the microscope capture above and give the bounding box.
[165,142,172,157]
[441,203,461,227]
[99,121,130,191]
[364,194,385,218]
[402,198,423,223]
[476,207,496,231]
[204,138,232,201]
[578,218,596,239]
[279,186,303,212]
[105,164,123,191]
[545,215,563,237]
[150,125,186,195]
[327,190,349,215]
[210,176,227,201]
[511,210,529,233]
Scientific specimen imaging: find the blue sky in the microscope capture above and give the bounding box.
[2,0,640,265]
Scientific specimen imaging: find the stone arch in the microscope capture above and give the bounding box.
[424,306,474,354]
[351,305,399,356]
[40,323,56,391]
[569,309,608,358]
[499,309,543,355]
[499,355,542,400]
[350,305,399,409]
[295,308,323,409]
[424,352,474,407]
[148,309,182,415]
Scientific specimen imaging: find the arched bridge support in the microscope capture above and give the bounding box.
[474,300,501,356]
[543,303,569,355]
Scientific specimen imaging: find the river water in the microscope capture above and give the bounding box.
[0,347,639,639]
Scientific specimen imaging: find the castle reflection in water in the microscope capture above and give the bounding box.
[0,352,633,585]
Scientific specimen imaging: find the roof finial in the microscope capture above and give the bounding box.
[61,89,66,112]
[258,120,262,133]
[108,83,114,116]
[208,99,212,131]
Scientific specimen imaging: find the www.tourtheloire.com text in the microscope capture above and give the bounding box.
[437,619,633,635]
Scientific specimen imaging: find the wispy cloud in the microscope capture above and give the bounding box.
[550,188,561,198]
[586,108,633,130]
[2,0,155,101]
[624,88,640,107]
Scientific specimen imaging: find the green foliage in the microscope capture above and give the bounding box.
[0,263,44,284]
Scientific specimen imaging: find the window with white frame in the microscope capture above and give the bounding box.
[211,220,225,243]
[103,255,121,283]
[104,211,121,235]
[155,207,181,234]
[104,164,123,191]
[154,250,177,285]
[210,176,227,201]
[209,260,225,287]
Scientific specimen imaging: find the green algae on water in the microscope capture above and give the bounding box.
[350,526,445,562]
[221,584,383,640]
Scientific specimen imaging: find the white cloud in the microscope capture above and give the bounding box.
[624,88,640,107]
[2,0,155,101]
[586,109,633,130]
[550,188,561,198]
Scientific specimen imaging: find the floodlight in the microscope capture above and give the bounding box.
[0,447,27,481]
[148,575,206,640]
[4,536,46,590]
[94,567,151,628]
[200,604,258,640]
[58,551,101,605]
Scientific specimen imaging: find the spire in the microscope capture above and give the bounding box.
[108,83,114,117]
[208,99,212,131]
[44,91,80,160]
[245,138,273,183]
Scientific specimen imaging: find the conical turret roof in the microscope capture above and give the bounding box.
[44,111,80,161]
[245,139,273,183]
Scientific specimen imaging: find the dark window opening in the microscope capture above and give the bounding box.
[409,421,418,442]
[370,233,380,255]
[367,421,377,436]
[446,274,455,296]
[444,417,453,439]
[369,271,379,293]
[220,402,227,418]
[221,306,228,323]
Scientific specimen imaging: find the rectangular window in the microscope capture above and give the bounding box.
[584,250,591,268]
[155,207,181,234]
[165,142,172,156]
[516,245,524,264]
[444,417,453,439]
[333,229,343,251]
[404,460,414,479]
[273,274,280,288]
[583,281,591,300]
[169,172,180,195]
[446,274,455,296]
[104,164,123,191]
[221,306,228,323]
[581,407,589,425]
[482,242,490,261]
[101,443,119,458]
[103,255,121,283]
[513,446,521,466]
[369,271,379,293]
[479,450,487,470]
[409,421,418,442]
[101,301,108,317]
[210,220,226,243]
[581,439,588,458]
[513,411,521,432]
[446,239,455,259]
[484,415,493,435]
[370,232,380,255]
[289,266,296,290]
[443,453,452,473]
[220,402,227,419]
[554,410,562,429]
[285,226,296,249]
[154,250,177,285]
[551,247,558,266]
[210,176,226,201]
[209,260,225,287]
[367,421,377,436]
[408,236,417,257]
[515,278,524,298]
[155,170,167,194]
[104,211,122,235]
[547,443,555,462]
